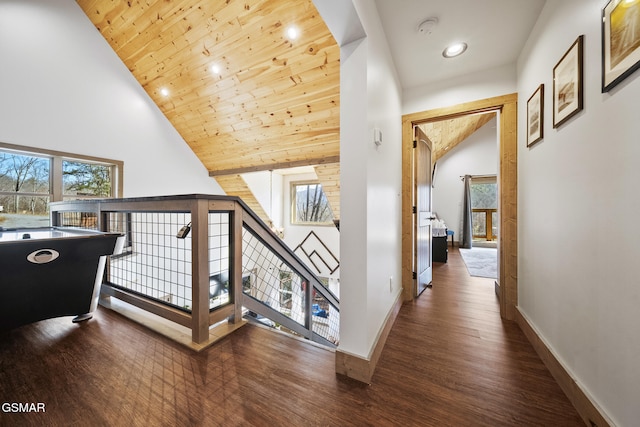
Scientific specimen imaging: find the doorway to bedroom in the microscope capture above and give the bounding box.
[401,93,518,321]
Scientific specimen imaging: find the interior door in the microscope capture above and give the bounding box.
[414,126,433,296]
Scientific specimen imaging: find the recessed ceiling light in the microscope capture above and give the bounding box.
[286,26,299,41]
[159,87,169,97]
[443,42,468,58]
[211,64,221,74]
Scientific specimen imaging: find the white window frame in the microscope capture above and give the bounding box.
[290,180,334,226]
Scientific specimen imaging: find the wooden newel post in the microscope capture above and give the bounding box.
[229,203,244,324]
[191,199,210,344]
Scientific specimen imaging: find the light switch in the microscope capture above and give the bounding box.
[373,128,382,146]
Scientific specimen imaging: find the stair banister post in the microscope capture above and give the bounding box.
[191,198,210,344]
[229,201,244,324]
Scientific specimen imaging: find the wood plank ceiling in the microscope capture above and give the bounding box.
[77,0,341,176]
[419,112,496,162]
[77,0,492,226]
[314,163,340,220]
[213,174,271,224]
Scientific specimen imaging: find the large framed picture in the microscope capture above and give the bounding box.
[527,84,544,147]
[553,35,584,128]
[602,0,640,92]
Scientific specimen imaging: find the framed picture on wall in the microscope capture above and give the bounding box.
[553,35,584,128]
[526,84,544,147]
[602,0,640,92]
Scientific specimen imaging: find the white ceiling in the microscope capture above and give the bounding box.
[375,0,546,89]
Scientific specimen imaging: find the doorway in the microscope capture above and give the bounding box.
[401,93,518,321]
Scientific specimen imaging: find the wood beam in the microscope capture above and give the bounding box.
[208,156,340,176]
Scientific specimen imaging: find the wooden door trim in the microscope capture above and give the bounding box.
[401,93,518,320]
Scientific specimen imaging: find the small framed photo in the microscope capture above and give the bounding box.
[602,0,640,92]
[527,84,544,147]
[553,35,584,128]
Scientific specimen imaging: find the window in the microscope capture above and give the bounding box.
[470,176,497,241]
[0,143,122,229]
[0,152,50,227]
[291,182,334,225]
[63,160,113,198]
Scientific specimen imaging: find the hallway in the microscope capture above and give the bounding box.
[376,248,582,425]
[0,249,582,426]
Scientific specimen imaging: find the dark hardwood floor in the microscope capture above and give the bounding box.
[0,248,583,426]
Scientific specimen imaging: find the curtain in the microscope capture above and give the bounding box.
[461,175,473,249]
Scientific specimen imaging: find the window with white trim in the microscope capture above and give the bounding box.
[291,181,334,225]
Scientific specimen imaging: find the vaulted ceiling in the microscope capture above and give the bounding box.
[77,0,340,176]
[419,113,496,162]
[77,0,518,222]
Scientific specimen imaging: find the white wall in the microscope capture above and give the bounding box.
[402,63,517,115]
[242,170,284,229]
[517,1,640,425]
[281,172,340,279]
[358,0,404,359]
[242,169,340,280]
[432,118,498,241]
[316,0,403,358]
[0,0,222,198]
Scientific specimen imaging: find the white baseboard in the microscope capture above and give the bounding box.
[516,308,613,427]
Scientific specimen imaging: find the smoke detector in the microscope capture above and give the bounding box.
[417,17,439,35]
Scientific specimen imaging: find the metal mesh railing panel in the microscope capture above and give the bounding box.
[56,211,98,230]
[242,228,306,328]
[50,198,339,346]
[311,289,340,345]
[241,226,340,345]
[208,212,230,310]
[107,212,193,311]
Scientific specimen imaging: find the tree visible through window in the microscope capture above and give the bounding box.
[470,177,498,241]
[63,160,112,197]
[0,152,50,227]
[292,182,333,224]
[0,145,120,229]
[470,182,497,209]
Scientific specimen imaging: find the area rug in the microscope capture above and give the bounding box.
[458,247,497,279]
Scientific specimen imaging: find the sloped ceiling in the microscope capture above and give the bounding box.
[77,1,498,215]
[214,174,271,224]
[77,0,340,176]
[314,162,340,219]
[419,113,496,162]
